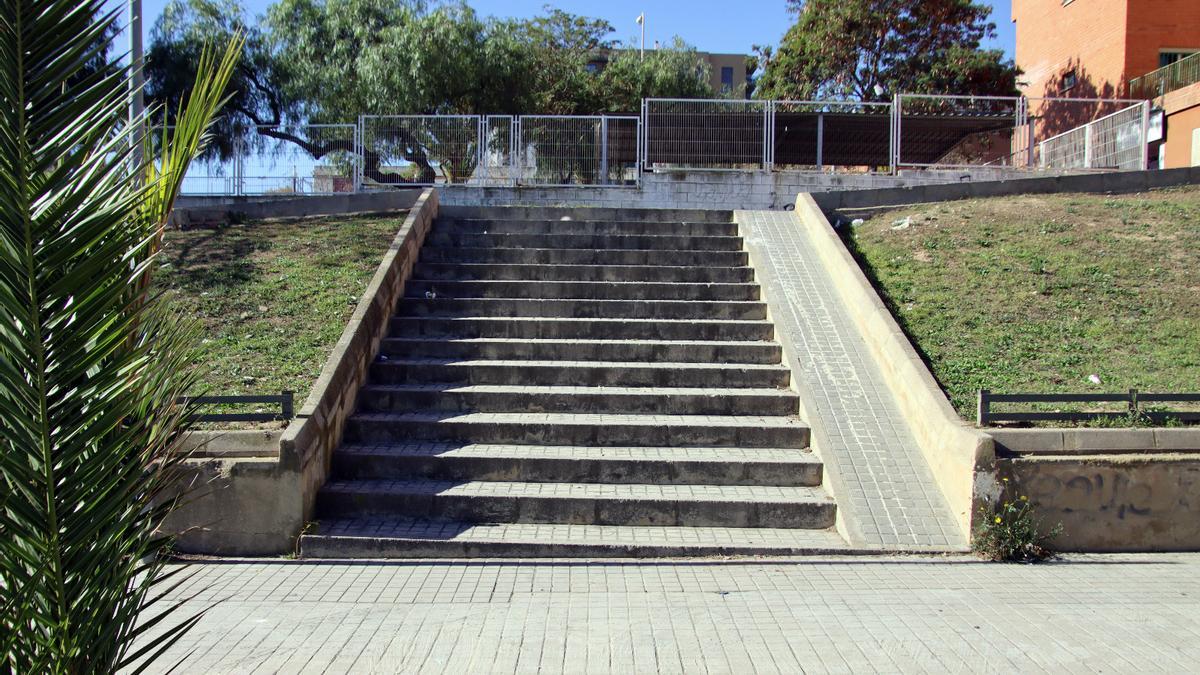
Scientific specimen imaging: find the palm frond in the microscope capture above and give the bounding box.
[0,1,240,671]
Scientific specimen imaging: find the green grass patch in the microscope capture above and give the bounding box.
[155,214,405,423]
[843,186,1200,424]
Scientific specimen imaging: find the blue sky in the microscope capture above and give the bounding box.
[130,0,1017,60]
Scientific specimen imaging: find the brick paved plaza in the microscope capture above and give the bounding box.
[136,554,1200,673]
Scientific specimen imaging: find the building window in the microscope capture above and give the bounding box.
[1160,50,1199,68]
[721,66,734,90]
[1061,70,1077,92]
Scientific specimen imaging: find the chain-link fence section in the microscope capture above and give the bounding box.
[359,115,481,188]
[643,99,769,171]
[515,115,639,186]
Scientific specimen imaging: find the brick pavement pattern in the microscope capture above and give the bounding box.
[131,555,1200,673]
[738,210,964,549]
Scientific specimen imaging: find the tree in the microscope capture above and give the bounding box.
[597,38,714,113]
[755,0,1019,101]
[1,0,240,670]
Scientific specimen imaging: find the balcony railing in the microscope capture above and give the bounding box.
[1129,52,1200,99]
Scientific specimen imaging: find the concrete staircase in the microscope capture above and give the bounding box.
[301,207,845,557]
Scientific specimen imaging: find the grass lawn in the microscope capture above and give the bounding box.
[843,186,1200,423]
[156,213,406,423]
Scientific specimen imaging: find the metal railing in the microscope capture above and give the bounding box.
[1129,51,1200,99]
[977,389,1200,425]
[1037,101,1149,170]
[181,390,295,423]
[175,94,1155,196]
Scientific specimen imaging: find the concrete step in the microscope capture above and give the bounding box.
[405,280,761,301]
[358,384,799,415]
[419,247,748,267]
[368,359,791,388]
[412,263,755,283]
[388,316,776,341]
[396,297,768,321]
[377,337,783,364]
[435,218,739,237]
[438,205,734,223]
[302,519,851,558]
[424,232,744,252]
[344,412,809,448]
[332,443,823,486]
[315,480,836,528]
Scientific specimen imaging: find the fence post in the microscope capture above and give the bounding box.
[281,390,294,420]
[1140,100,1151,170]
[600,116,609,185]
[1084,121,1093,168]
[762,100,771,171]
[977,389,990,426]
[1129,388,1138,417]
[890,94,900,174]
[640,98,649,172]
[816,112,824,170]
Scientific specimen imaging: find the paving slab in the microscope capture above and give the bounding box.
[738,209,964,549]
[128,554,1200,673]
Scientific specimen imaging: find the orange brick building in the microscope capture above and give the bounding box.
[1013,0,1200,167]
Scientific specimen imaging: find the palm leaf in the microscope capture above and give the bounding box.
[0,1,240,671]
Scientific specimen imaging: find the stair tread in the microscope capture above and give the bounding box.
[394,316,772,324]
[381,337,778,347]
[349,411,806,428]
[304,518,848,552]
[373,358,787,370]
[337,442,816,463]
[361,384,797,396]
[322,479,831,502]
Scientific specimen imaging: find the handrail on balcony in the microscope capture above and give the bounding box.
[1129,52,1200,99]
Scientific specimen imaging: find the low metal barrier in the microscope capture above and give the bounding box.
[977,389,1200,425]
[182,390,295,423]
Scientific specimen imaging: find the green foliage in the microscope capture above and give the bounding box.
[0,0,239,670]
[845,188,1200,423]
[147,0,715,153]
[755,0,1019,100]
[597,38,714,112]
[973,493,1060,562]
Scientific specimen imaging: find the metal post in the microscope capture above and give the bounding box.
[128,0,145,175]
[1025,98,1036,168]
[635,116,643,186]
[890,94,900,174]
[762,101,771,171]
[1140,100,1151,170]
[1084,120,1093,168]
[816,112,824,170]
[600,116,609,184]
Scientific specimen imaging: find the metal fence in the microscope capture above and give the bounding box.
[181,390,295,423]
[643,99,769,171]
[977,389,1200,426]
[1037,101,1149,170]
[895,94,1022,169]
[176,94,1155,195]
[177,124,359,196]
[360,115,480,188]
[517,115,640,186]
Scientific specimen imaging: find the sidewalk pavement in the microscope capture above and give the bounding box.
[132,553,1200,673]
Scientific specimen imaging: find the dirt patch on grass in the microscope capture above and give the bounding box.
[844,186,1200,423]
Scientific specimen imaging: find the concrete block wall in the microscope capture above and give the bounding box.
[439,169,1057,211]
